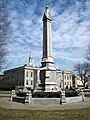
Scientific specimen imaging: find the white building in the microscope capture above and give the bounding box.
[0,65,39,90]
[0,65,73,91]
[56,69,72,90]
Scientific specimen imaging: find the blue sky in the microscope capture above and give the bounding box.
[3,0,90,71]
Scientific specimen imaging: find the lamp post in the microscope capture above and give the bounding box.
[62,70,64,90]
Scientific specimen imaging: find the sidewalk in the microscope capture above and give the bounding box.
[0,97,90,110]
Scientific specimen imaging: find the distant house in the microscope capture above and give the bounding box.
[0,74,4,89]
[0,74,4,81]
[72,75,88,88]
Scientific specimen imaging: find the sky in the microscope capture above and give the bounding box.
[2,0,90,71]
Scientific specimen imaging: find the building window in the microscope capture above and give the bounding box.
[64,75,66,79]
[59,75,62,78]
[26,80,28,85]
[26,72,28,77]
[31,72,33,77]
[56,73,58,76]
[65,82,66,85]
[6,77,9,80]
[70,75,72,79]
[67,82,69,85]
[70,82,71,86]
[60,82,61,88]
[31,80,32,85]
[67,74,69,80]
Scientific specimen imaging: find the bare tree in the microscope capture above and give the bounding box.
[85,45,90,62]
[0,2,10,72]
[74,62,90,87]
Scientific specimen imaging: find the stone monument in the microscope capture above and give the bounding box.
[40,7,58,92]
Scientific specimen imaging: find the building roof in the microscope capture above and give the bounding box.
[4,65,38,73]
[56,69,72,74]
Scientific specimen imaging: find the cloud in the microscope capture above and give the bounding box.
[3,0,90,71]
[51,0,90,69]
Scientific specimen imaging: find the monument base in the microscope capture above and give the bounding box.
[35,82,59,92]
[44,82,59,92]
[40,65,59,91]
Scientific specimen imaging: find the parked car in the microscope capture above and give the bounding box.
[65,89,79,97]
[78,87,90,92]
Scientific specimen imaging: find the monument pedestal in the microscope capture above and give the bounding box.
[40,66,59,92]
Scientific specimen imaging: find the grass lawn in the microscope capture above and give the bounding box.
[0,91,11,94]
[85,93,90,97]
[0,91,11,98]
[0,107,90,120]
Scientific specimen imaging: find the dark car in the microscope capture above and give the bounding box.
[65,89,79,97]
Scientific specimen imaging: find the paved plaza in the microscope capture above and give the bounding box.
[0,97,90,110]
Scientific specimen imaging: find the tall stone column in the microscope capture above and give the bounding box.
[41,6,54,67]
[40,7,57,91]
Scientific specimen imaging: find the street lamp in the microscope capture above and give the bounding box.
[62,70,64,90]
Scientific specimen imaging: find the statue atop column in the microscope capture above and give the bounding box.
[28,55,35,67]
